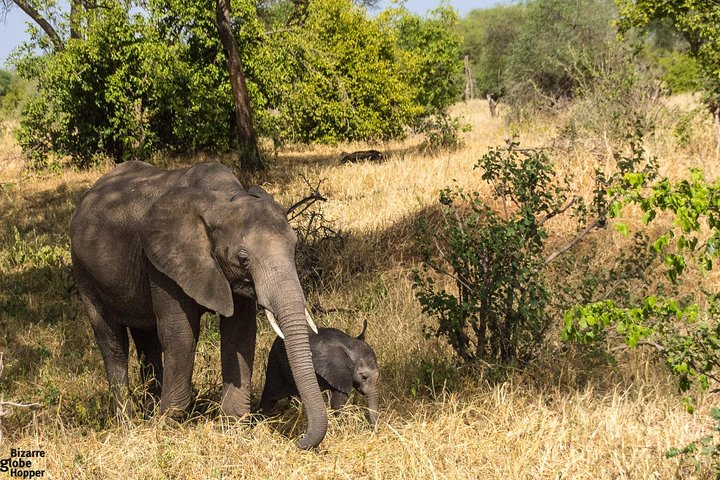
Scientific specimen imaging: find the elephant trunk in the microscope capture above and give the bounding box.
[366,386,380,429]
[255,259,328,449]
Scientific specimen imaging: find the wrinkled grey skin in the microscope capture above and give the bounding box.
[70,161,327,449]
[260,321,380,428]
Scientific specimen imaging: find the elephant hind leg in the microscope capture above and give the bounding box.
[80,294,130,417]
[130,327,163,414]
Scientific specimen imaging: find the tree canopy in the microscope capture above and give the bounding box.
[4,0,463,167]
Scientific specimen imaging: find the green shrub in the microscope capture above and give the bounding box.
[413,143,574,365]
[563,161,720,413]
[657,51,702,94]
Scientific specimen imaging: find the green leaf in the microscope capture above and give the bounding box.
[614,222,630,236]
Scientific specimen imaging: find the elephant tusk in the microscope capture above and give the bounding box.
[265,309,285,339]
[305,307,318,334]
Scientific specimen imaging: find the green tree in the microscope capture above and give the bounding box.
[10,0,464,166]
[457,5,527,98]
[394,5,463,114]
[256,0,424,144]
[615,0,720,121]
[504,0,619,111]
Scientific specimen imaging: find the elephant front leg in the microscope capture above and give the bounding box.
[150,268,201,415]
[330,391,349,411]
[220,296,256,418]
[78,288,130,418]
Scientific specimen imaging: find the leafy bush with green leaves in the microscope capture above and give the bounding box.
[261,0,423,144]
[0,69,33,119]
[563,166,720,400]
[413,143,576,365]
[656,51,702,94]
[393,5,463,115]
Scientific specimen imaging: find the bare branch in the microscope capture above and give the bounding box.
[11,0,64,51]
[287,193,327,221]
[538,195,579,227]
[544,216,604,265]
[609,340,666,353]
[433,238,479,296]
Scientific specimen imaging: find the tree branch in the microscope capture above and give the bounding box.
[287,193,327,221]
[287,175,328,221]
[11,0,64,51]
[544,215,604,265]
[538,195,579,227]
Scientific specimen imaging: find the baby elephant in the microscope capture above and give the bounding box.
[260,320,380,427]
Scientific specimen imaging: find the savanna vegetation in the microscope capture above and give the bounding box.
[1,0,720,477]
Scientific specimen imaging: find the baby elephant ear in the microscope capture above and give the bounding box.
[139,187,234,317]
[357,320,368,341]
[314,345,353,394]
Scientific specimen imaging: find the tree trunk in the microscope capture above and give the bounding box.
[464,55,474,101]
[215,0,263,171]
[69,0,81,40]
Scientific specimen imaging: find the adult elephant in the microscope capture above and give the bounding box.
[70,161,327,449]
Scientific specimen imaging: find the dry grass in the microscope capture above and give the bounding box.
[1,97,720,478]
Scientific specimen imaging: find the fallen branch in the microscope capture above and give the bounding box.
[544,216,605,265]
[609,340,665,353]
[0,353,41,420]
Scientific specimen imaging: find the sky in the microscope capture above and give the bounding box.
[0,0,504,68]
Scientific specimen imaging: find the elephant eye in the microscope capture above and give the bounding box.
[237,251,250,267]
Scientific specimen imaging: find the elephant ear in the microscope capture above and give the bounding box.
[139,187,234,317]
[313,343,353,394]
[247,185,274,201]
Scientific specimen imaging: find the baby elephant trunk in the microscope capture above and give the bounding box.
[359,368,380,428]
[366,386,379,428]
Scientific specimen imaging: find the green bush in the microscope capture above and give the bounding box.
[413,143,575,365]
[563,166,720,398]
[0,69,34,120]
[656,51,702,94]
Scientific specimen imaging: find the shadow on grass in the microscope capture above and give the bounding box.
[0,163,664,440]
[0,178,89,236]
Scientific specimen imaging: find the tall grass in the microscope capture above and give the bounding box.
[1,97,719,478]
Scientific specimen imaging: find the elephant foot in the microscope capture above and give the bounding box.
[220,389,252,419]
